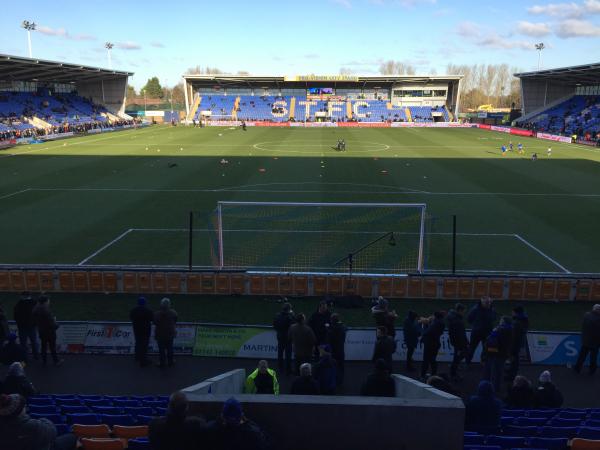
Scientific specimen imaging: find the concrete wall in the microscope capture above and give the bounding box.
[521,78,576,116]
[392,374,460,401]
[187,393,464,450]
[182,369,245,395]
[77,77,128,115]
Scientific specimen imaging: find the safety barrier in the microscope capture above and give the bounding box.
[2,268,600,300]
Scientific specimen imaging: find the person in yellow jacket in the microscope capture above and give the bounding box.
[244,360,279,395]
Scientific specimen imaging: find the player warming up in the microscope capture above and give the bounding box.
[501,144,507,156]
[531,152,538,161]
[517,142,524,154]
[547,147,552,157]
[509,141,513,152]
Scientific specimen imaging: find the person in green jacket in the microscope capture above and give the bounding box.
[245,360,279,395]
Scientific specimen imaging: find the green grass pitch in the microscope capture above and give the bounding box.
[1,125,600,274]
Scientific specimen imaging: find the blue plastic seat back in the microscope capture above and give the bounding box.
[578,427,600,440]
[503,425,539,437]
[464,434,486,445]
[134,415,155,425]
[28,405,59,414]
[463,446,501,450]
[128,439,151,450]
[84,399,113,407]
[60,405,90,414]
[514,417,548,427]
[485,435,527,448]
[30,413,64,424]
[529,437,569,450]
[548,418,583,428]
[540,426,579,439]
[55,398,83,407]
[66,413,100,425]
[528,410,558,419]
[100,414,136,427]
[125,407,154,417]
[113,399,141,408]
[28,397,54,405]
[91,406,123,415]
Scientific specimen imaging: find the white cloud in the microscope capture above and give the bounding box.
[304,53,319,59]
[150,41,165,48]
[476,34,534,50]
[517,21,551,37]
[456,21,481,38]
[584,0,600,13]
[528,0,600,17]
[116,41,142,50]
[556,19,600,37]
[36,25,96,41]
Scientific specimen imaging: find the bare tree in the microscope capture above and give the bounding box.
[379,60,416,75]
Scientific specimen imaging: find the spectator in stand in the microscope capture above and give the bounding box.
[309,300,332,350]
[360,358,396,397]
[149,391,206,450]
[313,344,338,395]
[483,316,513,394]
[0,306,8,345]
[1,334,27,366]
[420,311,446,379]
[32,296,63,367]
[1,362,36,398]
[447,303,468,381]
[464,380,502,435]
[288,313,317,374]
[207,397,268,450]
[13,292,38,360]
[534,370,563,408]
[507,306,529,382]
[130,296,154,367]
[245,360,279,395]
[153,297,178,369]
[403,310,422,371]
[574,304,600,376]
[0,393,77,450]
[372,296,398,339]
[327,313,347,384]
[272,302,295,375]
[290,363,319,395]
[466,297,497,365]
[372,326,396,370]
[505,375,534,409]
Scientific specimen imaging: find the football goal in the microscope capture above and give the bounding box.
[209,201,427,274]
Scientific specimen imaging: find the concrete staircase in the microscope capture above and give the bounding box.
[289,97,296,120]
[186,95,201,122]
[405,107,412,122]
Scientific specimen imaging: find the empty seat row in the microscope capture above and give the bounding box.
[29,412,165,426]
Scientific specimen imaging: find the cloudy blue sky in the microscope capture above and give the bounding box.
[1,0,599,88]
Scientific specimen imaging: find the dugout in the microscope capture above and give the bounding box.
[515,62,600,123]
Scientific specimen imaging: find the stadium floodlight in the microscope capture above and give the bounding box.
[141,88,147,115]
[21,20,36,58]
[105,42,114,69]
[535,43,545,70]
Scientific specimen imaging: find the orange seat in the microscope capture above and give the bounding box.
[112,425,148,439]
[72,424,111,439]
[572,438,600,450]
[80,438,125,450]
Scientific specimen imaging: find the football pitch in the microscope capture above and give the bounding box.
[2,125,600,275]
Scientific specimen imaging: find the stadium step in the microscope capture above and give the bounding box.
[289,97,296,120]
[186,94,201,122]
[26,116,52,130]
[232,96,240,120]
[387,102,393,110]
[101,112,121,122]
[405,107,412,122]
[346,100,352,119]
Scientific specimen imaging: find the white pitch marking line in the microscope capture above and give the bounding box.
[0,188,30,200]
[513,234,571,274]
[77,228,134,266]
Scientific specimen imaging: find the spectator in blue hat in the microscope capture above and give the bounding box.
[130,296,154,367]
[207,397,268,450]
[1,333,27,366]
[313,344,338,395]
[464,380,502,435]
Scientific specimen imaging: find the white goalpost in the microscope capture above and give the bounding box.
[210,201,428,274]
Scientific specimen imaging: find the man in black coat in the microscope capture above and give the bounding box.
[327,313,347,384]
[447,304,468,380]
[130,297,154,367]
[13,292,39,360]
[309,301,331,349]
[420,311,446,379]
[372,326,396,370]
[32,296,63,367]
[403,311,422,371]
[1,334,27,366]
[272,302,295,375]
[574,304,600,375]
[507,306,529,382]
[466,297,497,364]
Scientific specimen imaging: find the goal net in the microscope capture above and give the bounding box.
[209,201,427,274]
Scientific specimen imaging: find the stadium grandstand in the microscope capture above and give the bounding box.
[0,54,137,143]
[515,62,600,144]
[182,74,461,124]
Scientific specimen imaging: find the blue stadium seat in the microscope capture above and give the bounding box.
[502,410,525,418]
[100,414,136,427]
[514,417,548,427]
[578,427,600,440]
[558,411,587,420]
[55,424,71,436]
[156,396,169,402]
[60,405,90,414]
[125,407,154,417]
[84,399,113,407]
[66,413,101,425]
[528,410,558,419]
[529,437,569,450]
[142,400,166,409]
[134,415,155,425]
[548,418,583,427]
[539,426,579,439]
[502,425,539,437]
[104,396,129,401]
[128,439,151,450]
[28,398,55,406]
[91,406,124,415]
[78,395,103,401]
[463,446,501,450]
[485,435,526,448]
[53,395,77,400]
[155,407,167,416]
[463,434,486,445]
[584,420,600,428]
[30,413,65,424]
[130,396,156,402]
[55,398,83,407]
[113,399,141,408]
[28,405,60,415]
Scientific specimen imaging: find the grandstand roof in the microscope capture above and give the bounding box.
[515,62,600,84]
[0,54,132,83]
[184,74,462,87]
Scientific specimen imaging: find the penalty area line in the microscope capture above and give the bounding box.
[78,229,134,266]
[0,188,31,200]
[513,234,571,274]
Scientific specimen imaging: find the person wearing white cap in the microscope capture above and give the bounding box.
[574,304,600,375]
[533,370,563,408]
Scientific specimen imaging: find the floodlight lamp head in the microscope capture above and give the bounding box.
[22,20,35,31]
[535,43,545,51]
[105,42,114,50]
[388,233,396,247]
